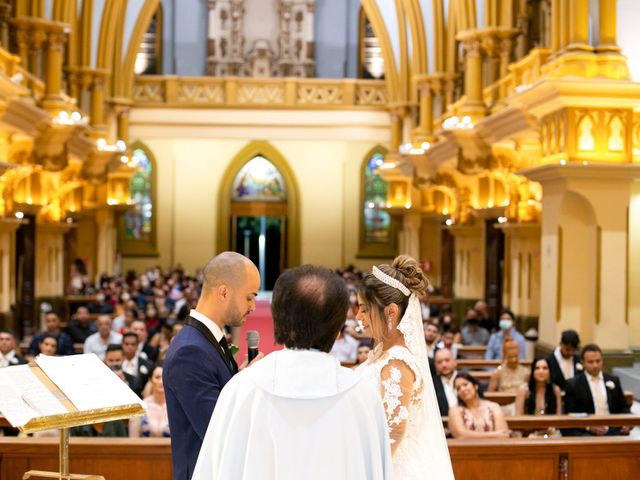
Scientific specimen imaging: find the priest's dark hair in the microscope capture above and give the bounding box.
[272,264,349,352]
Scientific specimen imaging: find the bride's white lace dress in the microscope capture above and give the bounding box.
[358,296,454,479]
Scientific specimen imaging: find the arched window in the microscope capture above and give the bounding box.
[359,147,396,257]
[135,5,163,75]
[358,8,385,79]
[231,156,286,202]
[121,143,157,256]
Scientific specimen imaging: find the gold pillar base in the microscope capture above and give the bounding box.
[543,50,630,80]
[23,470,105,480]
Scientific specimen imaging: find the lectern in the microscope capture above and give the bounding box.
[0,354,145,480]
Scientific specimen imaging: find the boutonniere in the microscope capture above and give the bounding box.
[9,357,18,365]
[140,365,149,375]
[228,343,239,356]
[576,363,583,371]
[605,380,615,390]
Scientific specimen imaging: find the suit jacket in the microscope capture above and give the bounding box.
[564,372,629,415]
[433,374,450,416]
[547,351,581,390]
[163,317,236,480]
[128,357,155,397]
[563,372,630,436]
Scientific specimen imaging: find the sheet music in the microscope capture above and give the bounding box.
[0,365,66,427]
[35,354,144,411]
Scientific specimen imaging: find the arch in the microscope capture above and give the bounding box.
[358,144,397,258]
[119,140,158,256]
[358,7,385,79]
[403,0,427,75]
[119,0,161,98]
[217,141,301,268]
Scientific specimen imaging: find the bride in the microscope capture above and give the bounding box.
[356,255,454,479]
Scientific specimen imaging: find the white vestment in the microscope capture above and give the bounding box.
[192,349,393,480]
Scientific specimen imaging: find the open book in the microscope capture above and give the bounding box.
[0,354,144,433]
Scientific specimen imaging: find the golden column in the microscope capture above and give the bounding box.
[598,0,618,51]
[457,30,485,120]
[43,26,68,108]
[390,107,404,151]
[14,24,30,71]
[551,0,561,52]
[89,71,110,131]
[567,0,591,51]
[414,75,438,139]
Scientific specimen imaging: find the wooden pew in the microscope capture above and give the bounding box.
[484,391,636,408]
[457,359,532,369]
[442,413,640,430]
[1,436,639,480]
[457,345,487,358]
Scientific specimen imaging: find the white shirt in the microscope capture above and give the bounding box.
[0,350,20,368]
[83,331,123,359]
[440,371,458,408]
[123,355,140,376]
[329,334,359,363]
[553,347,574,380]
[190,309,224,343]
[586,371,609,415]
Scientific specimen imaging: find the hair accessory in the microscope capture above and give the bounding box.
[372,266,410,296]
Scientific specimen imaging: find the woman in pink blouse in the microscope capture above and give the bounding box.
[129,365,170,438]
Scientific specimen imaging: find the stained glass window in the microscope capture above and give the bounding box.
[364,152,391,243]
[232,156,286,202]
[124,148,153,241]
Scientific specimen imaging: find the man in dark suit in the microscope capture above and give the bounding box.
[0,329,28,367]
[164,252,261,480]
[121,332,155,397]
[432,348,458,417]
[547,329,582,390]
[563,343,630,436]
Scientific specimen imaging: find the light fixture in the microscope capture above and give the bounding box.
[559,159,566,165]
[404,202,411,209]
[445,218,453,226]
[442,115,474,130]
[65,217,74,224]
[15,211,24,219]
[498,216,507,224]
[97,138,127,153]
[53,110,88,126]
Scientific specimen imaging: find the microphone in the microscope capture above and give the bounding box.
[246,330,260,363]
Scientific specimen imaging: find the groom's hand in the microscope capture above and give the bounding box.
[238,351,265,371]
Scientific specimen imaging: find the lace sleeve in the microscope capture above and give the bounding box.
[380,358,416,453]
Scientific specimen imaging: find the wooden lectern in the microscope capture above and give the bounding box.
[0,355,145,480]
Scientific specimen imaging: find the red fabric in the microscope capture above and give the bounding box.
[234,299,283,363]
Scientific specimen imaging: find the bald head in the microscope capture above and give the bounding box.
[202,252,257,294]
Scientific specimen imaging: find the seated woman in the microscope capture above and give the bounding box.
[38,333,58,356]
[129,365,170,437]
[449,371,510,439]
[516,357,562,415]
[488,338,529,393]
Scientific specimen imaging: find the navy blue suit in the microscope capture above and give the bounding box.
[163,318,236,480]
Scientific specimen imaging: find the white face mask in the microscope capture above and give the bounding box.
[499,319,513,331]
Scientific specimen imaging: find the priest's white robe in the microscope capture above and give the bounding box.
[192,349,392,480]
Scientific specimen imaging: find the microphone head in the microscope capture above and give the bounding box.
[246,330,260,349]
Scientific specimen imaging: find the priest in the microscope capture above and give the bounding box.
[192,264,392,480]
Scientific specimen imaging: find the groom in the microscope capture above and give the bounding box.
[164,252,261,480]
[191,265,392,479]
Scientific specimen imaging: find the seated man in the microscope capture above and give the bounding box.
[432,348,458,417]
[26,313,75,359]
[0,329,27,367]
[121,332,154,397]
[547,329,582,390]
[485,310,526,360]
[460,309,489,346]
[191,265,392,479]
[65,306,97,344]
[83,315,122,360]
[563,344,630,436]
[424,321,441,359]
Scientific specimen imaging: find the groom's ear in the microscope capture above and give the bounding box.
[216,284,230,301]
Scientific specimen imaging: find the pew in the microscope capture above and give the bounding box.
[442,414,640,430]
[457,345,487,358]
[484,391,635,408]
[1,436,638,480]
[457,359,532,369]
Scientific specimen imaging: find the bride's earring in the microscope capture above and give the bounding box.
[387,317,393,330]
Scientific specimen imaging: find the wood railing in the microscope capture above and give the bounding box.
[1,436,638,480]
[132,76,388,110]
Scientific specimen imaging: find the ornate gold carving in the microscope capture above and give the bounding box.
[296,84,342,104]
[237,83,284,104]
[177,82,225,103]
[132,81,165,103]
